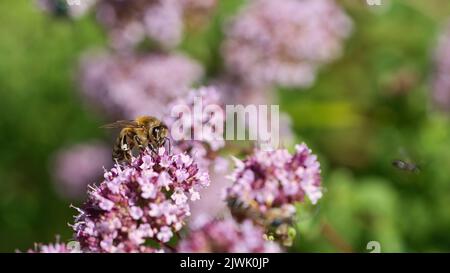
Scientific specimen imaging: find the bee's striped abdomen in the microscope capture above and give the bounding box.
[112,128,135,163]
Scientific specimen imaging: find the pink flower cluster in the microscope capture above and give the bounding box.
[164,86,226,174]
[27,238,80,253]
[225,144,322,214]
[165,87,231,224]
[165,87,225,155]
[96,0,217,49]
[72,147,210,253]
[29,142,324,252]
[433,23,450,111]
[224,144,321,246]
[223,0,352,88]
[79,52,203,119]
[178,218,281,253]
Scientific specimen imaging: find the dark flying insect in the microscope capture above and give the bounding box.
[392,159,420,173]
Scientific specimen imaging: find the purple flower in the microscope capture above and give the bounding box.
[95,0,217,49]
[164,87,231,224]
[222,0,353,88]
[78,52,203,119]
[72,147,210,253]
[432,23,450,111]
[165,87,225,171]
[95,0,182,49]
[224,144,321,245]
[26,237,81,253]
[226,143,322,210]
[166,87,225,151]
[178,218,281,253]
[51,141,112,200]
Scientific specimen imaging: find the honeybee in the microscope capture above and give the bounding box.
[101,116,169,162]
[391,147,422,173]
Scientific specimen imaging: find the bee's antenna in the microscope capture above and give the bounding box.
[149,144,157,155]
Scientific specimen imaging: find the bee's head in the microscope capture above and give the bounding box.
[150,124,169,146]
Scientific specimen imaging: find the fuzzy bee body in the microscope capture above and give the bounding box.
[102,116,169,163]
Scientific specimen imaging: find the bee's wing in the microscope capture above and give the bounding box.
[100,120,140,129]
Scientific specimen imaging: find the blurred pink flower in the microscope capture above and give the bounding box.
[225,143,322,213]
[222,0,353,88]
[78,51,203,119]
[51,141,111,200]
[96,0,217,49]
[96,0,182,49]
[165,86,225,155]
[165,87,230,225]
[72,147,210,253]
[432,23,450,111]
[178,218,281,253]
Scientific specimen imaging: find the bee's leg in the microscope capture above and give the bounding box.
[113,158,120,166]
[120,134,130,152]
[148,144,157,154]
[165,137,171,154]
[125,150,133,162]
[123,133,137,161]
[133,135,145,149]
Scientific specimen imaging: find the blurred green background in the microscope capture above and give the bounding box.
[1,0,450,252]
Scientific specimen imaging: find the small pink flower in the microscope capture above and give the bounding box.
[26,237,80,253]
[157,226,173,243]
[157,171,172,189]
[189,188,201,201]
[171,190,188,205]
[130,207,144,220]
[98,197,114,211]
